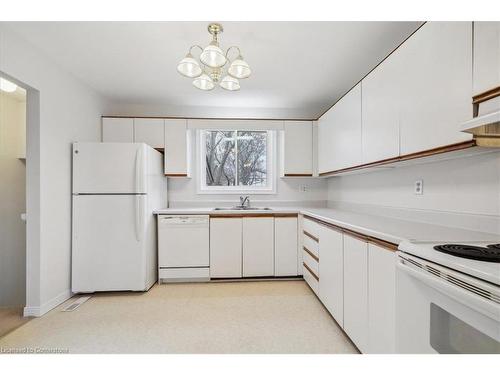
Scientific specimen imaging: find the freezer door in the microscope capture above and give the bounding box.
[72,194,148,292]
[72,142,147,194]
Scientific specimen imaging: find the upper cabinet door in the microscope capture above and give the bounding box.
[281,121,313,176]
[398,22,473,155]
[134,118,165,149]
[164,119,189,176]
[362,51,404,163]
[318,83,362,173]
[102,117,134,143]
[473,22,500,96]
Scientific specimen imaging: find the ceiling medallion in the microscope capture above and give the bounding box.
[177,23,251,91]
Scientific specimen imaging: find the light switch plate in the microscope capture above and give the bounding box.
[414,179,424,195]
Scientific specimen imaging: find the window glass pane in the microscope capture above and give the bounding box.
[236,131,267,187]
[205,130,236,186]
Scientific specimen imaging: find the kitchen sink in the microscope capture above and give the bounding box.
[213,207,272,211]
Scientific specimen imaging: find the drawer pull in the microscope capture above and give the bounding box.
[303,246,319,262]
[303,230,319,242]
[303,262,319,281]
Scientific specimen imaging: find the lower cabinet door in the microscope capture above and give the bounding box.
[274,217,298,276]
[209,218,242,278]
[343,234,369,353]
[368,244,396,353]
[318,225,344,327]
[242,217,275,277]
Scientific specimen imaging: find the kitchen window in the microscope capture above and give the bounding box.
[198,130,275,193]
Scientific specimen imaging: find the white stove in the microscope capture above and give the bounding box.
[396,239,500,354]
[398,240,500,286]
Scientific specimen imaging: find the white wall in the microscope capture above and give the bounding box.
[0,91,26,308]
[327,152,500,221]
[167,130,328,206]
[0,25,108,315]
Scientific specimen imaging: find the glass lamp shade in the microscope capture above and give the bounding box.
[0,77,17,93]
[228,56,251,79]
[177,54,202,78]
[200,43,227,68]
[219,75,240,91]
[193,74,215,91]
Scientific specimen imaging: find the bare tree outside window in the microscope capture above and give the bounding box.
[205,130,268,187]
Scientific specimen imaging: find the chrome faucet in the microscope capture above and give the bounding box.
[239,195,250,208]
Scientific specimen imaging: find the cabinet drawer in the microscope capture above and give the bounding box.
[303,247,319,275]
[303,235,319,258]
[303,263,319,295]
[302,217,320,239]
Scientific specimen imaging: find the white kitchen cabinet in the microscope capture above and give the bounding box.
[317,83,362,173]
[134,118,165,149]
[209,218,242,278]
[361,51,403,163]
[274,216,298,276]
[368,244,396,354]
[242,217,274,277]
[398,22,472,155]
[102,117,134,143]
[343,234,369,353]
[318,225,344,327]
[473,22,500,96]
[164,119,190,176]
[281,121,313,176]
[297,214,304,275]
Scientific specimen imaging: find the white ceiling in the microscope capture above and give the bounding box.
[4,21,422,119]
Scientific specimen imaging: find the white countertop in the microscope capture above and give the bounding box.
[154,207,500,245]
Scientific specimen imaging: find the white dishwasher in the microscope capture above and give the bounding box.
[157,215,210,283]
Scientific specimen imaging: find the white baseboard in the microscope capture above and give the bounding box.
[23,289,73,317]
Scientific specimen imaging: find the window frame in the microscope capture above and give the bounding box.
[197,129,276,194]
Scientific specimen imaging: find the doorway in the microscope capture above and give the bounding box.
[0,75,29,337]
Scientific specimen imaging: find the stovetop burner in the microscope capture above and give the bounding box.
[433,244,500,263]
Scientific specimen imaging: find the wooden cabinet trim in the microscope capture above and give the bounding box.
[284,173,313,177]
[273,213,299,218]
[303,230,319,242]
[303,246,319,262]
[102,115,315,121]
[303,214,398,252]
[165,173,188,177]
[303,262,319,281]
[210,213,297,218]
[472,86,500,117]
[318,140,476,177]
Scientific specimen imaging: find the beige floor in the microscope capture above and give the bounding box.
[0,280,358,354]
[0,307,30,338]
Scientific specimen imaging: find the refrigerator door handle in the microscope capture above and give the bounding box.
[135,195,145,242]
[135,146,145,194]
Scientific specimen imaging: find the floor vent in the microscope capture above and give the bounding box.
[62,296,91,312]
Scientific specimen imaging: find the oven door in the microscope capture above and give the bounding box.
[396,252,500,354]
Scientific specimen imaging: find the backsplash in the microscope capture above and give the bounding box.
[327,151,500,234]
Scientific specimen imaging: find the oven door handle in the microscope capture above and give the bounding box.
[397,260,500,322]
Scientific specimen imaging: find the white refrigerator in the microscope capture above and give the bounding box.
[72,142,167,293]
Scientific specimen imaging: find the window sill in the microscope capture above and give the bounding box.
[196,188,277,195]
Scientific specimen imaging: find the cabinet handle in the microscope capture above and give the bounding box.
[303,246,319,262]
[303,262,319,281]
[303,230,319,242]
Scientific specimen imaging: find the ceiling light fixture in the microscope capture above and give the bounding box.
[177,23,251,91]
[0,77,18,93]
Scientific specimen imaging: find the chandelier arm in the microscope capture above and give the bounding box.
[188,45,204,56]
[225,46,242,61]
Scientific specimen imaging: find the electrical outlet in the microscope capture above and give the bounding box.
[300,185,308,192]
[414,179,424,195]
